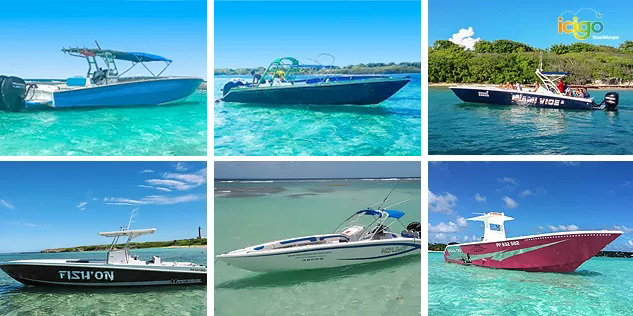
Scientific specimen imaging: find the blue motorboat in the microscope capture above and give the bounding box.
[220,55,410,105]
[0,43,203,111]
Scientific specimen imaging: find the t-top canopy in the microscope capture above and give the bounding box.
[356,209,405,219]
[62,48,172,63]
[99,228,156,238]
[540,71,568,76]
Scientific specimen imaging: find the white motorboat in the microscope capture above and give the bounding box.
[0,228,207,287]
[216,208,421,272]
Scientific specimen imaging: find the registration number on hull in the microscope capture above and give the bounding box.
[496,241,520,247]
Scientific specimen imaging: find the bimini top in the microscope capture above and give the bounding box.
[356,209,405,219]
[541,71,569,76]
[98,228,157,238]
[62,48,172,63]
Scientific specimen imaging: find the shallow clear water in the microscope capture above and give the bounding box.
[0,92,207,156]
[0,248,207,315]
[429,87,633,155]
[214,74,421,156]
[214,179,421,315]
[429,252,633,315]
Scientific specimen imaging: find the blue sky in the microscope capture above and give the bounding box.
[215,1,421,68]
[215,161,421,179]
[429,0,632,48]
[429,162,633,250]
[0,0,206,79]
[0,162,206,253]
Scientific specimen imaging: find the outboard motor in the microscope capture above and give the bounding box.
[222,79,246,97]
[402,221,421,238]
[604,92,619,111]
[0,76,26,112]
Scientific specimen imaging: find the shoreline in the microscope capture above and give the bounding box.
[428,82,633,90]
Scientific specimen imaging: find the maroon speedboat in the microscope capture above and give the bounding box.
[444,212,621,272]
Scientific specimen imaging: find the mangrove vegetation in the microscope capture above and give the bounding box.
[215,62,421,76]
[41,238,207,253]
[429,40,633,85]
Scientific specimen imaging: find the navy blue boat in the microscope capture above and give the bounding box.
[221,57,410,105]
[449,67,619,111]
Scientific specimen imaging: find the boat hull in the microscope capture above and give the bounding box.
[444,231,621,272]
[0,262,207,287]
[217,239,421,272]
[45,77,202,108]
[222,78,410,105]
[449,86,599,110]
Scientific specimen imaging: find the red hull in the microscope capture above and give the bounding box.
[444,231,621,272]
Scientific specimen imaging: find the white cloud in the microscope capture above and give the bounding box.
[448,27,481,50]
[77,201,88,211]
[559,162,580,166]
[464,235,469,241]
[140,169,154,173]
[0,199,14,209]
[428,222,460,233]
[456,216,468,228]
[497,177,518,185]
[428,190,458,214]
[174,162,188,172]
[474,193,487,202]
[145,168,207,191]
[104,194,205,206]
[502,196,518,208]
[614,225,633,233]
[520,190,532,197]
[627,240,633,247]
[547,224,579,232]
[137,185,173,192]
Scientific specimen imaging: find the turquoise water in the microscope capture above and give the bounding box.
[214,179,421,315]
[214,74,421,156]
[0,248,207,315]
[429,252,633,315]
[429,87,633,155]
[0,92,206,156]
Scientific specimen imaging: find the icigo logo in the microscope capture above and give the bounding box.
[557,8,618,40]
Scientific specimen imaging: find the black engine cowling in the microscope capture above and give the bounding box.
[604,92,619,111]
[0,76,26,112]
[407,221,421,233]
[222,80,246,97]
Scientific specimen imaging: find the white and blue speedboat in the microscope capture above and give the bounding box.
[216,208,421,272]
[0,43,203,111]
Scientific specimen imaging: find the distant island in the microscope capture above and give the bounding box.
[429,243,633,258]
[429,40,633,87]
[215,62,421,76]
[42,238,207,253]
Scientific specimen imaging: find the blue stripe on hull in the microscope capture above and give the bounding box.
[50,78,202,108]
[240,242,420,258]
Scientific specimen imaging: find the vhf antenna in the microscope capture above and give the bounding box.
[378,180,401,210]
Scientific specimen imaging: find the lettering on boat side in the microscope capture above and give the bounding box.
[511,94,566,107]
[478,91,489,97]
[58,270,115,281]
[287,251,331,262]
[381,246,408,254]
[170,279,201,284]
[495,241,520,247]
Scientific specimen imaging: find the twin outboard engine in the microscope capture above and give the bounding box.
[0,76,26,112]
[604,92,619,111]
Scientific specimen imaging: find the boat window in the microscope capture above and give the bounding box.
[490,224,502,231]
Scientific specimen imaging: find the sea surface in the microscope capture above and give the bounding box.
[0,248,207,315]
[0,91,207,156]
[429,87,633,155]
[214,179,421,315]
[429,252,633,315]
[214,74,421,156]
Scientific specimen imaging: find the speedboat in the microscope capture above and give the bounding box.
[219,55,410,105]
[0,43,203,111]
[444,212,622,272]
[216,208,421,272]
[449,58,619,110]
[0,228,207,286]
